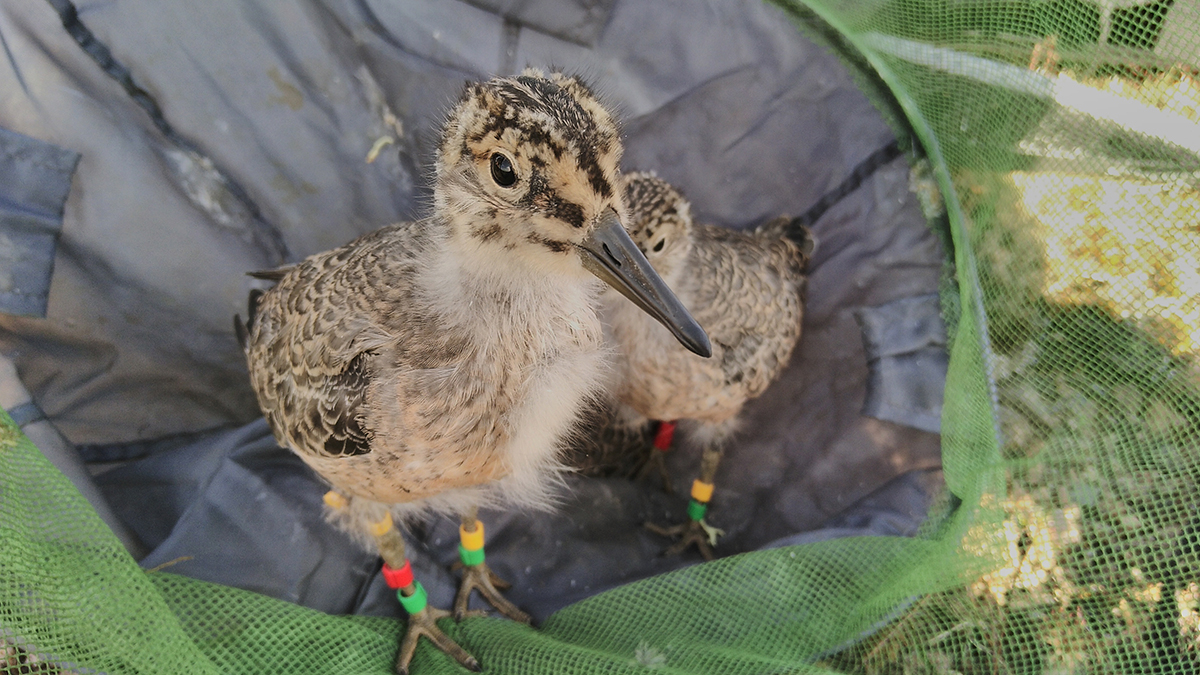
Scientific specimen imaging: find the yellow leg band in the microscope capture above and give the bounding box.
[323,491,348,510]
[691,479,715,503]
[368,511,394,538]
[459,521,485,551]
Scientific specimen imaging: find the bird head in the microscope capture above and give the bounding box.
[435,70,710,358]
[620,172,695,279]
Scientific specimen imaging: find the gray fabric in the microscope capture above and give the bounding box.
[0,127,78,318]
[96,419,942,623]
[764,468,945,548]
[5,400,45,428]
[462,0,618,46]
[855,293,948,433]
[0,353,145,557]
[100,420,375,612]
[3,0,948,625]
[0,0,932,445]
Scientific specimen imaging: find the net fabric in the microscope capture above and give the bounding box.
[792,0,1200,672]
[3,0,1200,673]
[0,412,217,674]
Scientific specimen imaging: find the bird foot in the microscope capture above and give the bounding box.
[634,450,674,494]
[395,605,480,675]
[449,560,512,590]
[644,518,725,562]
[454,562,531,624]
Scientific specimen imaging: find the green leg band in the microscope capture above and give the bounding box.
[459,543,486,567]
[397,581,428,614]
[687,498,708,521]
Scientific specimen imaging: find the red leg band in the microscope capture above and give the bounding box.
[381,560,414,589]
[653,420,677,451]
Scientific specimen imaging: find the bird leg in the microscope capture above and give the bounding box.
[644,441,725,561]
[453,508,532,624]
[325,492,480,675]
[635,420,677,494]
[395,603,476,675]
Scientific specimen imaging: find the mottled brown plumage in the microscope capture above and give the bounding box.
[247,72,624,513]
[240,72,708,673]
[604,172,814,557]
[561,397,656,478]
[608,172,811,427]
[611,175,808,422]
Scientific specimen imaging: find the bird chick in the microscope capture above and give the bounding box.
[604,172,814,560]
[239,72,709,674]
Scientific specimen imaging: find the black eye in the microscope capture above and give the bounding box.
[652,239,665,252]
[490,153,517,187]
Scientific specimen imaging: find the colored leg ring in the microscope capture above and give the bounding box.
[459,521,485,551]
[691,479,714,503]
[323,491,348,510]
[687,499,708,521]
[653,420,677,451]
[397,581,428,614]
[368,512,394,537]
[382,560,414,589]
[459,543,486,567]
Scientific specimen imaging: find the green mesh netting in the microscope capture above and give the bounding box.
[4,1,1200,672]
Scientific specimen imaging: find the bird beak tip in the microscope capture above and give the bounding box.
[578,209,711,358]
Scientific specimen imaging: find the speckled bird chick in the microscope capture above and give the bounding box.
[239,72,708,674]
[604,172,814,560]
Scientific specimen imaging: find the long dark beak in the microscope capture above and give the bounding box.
[577,208,712,358]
